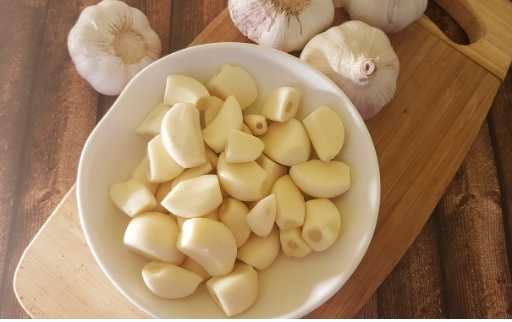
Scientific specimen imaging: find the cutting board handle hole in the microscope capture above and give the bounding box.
[425,0,483,45]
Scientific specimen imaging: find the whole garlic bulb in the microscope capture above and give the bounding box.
[228,0,335,52]
[344,0,428,33]
[301,21,399,119]
[68,0,161,95]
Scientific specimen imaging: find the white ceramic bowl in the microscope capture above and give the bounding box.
[77,42,380,318]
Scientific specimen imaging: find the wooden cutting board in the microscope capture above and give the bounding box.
[13,1,512,318]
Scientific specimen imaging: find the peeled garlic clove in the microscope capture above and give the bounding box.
[257,154,288,193]
[218,198,251,247]
[205,147,219,168]
[225,130,264,163]
[177,218,237,276]
[262,118,311,166]
[67,0,161,95]
[177,209,219,229]
[124,212,184,264]
[110,179,156,217]
[207,64,258,109]
[206,263,258,317]
[163,74,209,106]
[142,262,202,299]
[289,160,351,198]
[244,114,267,136]
[280,228,311,258]
[170,162,213,189]
[301,21,400,120]
[246,194,276,237]
[147,135,184,183]
[182,257,210,281]
[238,228,280,270]
[262,87,301,122]
[272,175,305,230]
[344,0,427,33]
[161,175,222,218]
[303,105,345,161]
[161,102,206,168]
[132,157,158,194]
[228,0,334,53]
[203,96,243,153]
[217,153,268,202]
[198,96,224,127]
[136,102,170,137]
[302,199,341,251]
[154,181,172,213]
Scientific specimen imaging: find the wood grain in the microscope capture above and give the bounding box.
[0,0,49,311]
[377,218,446,318]
[0,0,99,317]
[354,295,379,319]
[437,123,512,318]
[489,71,512,267]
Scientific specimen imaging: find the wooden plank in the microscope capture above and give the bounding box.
[377,218,446,318]
[0,1,49,315]
[0,0,99,317]
[354,295,378,319]
[437,123,512,318]
[172,0,227,50]
[145,0,173,55]
[488,71,512,265]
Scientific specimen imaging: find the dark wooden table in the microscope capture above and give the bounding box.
[1,0,511,318]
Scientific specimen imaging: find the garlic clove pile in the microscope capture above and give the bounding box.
[344,0,428,34]
[301,21,400,120]
[68,0,161,95]
[228,0,335,53]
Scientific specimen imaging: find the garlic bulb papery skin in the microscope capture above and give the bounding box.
[228,0,335,53]
[68,0,161,95]
[344,0,428,34]
[300,21,400,120]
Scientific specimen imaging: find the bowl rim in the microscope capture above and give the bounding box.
[76,42,381,318]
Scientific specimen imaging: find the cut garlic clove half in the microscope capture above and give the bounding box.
[198,96,224,128]
[203,96,243,153]
[257,154,288,193]
[262,87,301,122]
[170,162,213,189]
[67,0,162,95]
[289,160,351,198]
[302,199,341,251]
[110,179,156,217]
[161,102,206,168]
[132,157,158,194]
[217,153,268,202]
[272,175,305,230]
[207,64,258,109]
[218,198,251,247]
[182,257,210,281]
[246,194,276,237]
[147,135,184,183]
[161,175,222,218]
[163,74,209,106]
[206,263,259,317]
[177,218,237,276]
[280,228,312,258]
[124,212,184,264]
[142,262,202,299]
[225,130,264,163]
[136,102,170,137]
[238,227,280,270]
[244,114,268,136]
[261,119,311,166]
[303,105,345,161]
